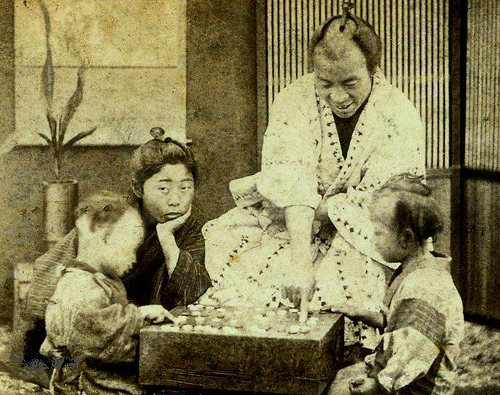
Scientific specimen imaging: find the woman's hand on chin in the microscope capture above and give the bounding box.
[157,207,191,237]
[156,208,191,275]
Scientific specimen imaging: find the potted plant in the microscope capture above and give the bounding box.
[36,0,97,248]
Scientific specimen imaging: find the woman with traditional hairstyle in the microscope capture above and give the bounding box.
[21,128,211,384]
[201,5,426,354]
[122,127,211,309]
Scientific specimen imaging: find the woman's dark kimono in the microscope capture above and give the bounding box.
[123,215,212,310]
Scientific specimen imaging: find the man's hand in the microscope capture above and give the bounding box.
[281,260,315,323]
[283,205,316,323]
[139,305,177,324]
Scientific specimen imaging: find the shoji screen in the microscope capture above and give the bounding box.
[466,0,500,172]
[266,0,449,168]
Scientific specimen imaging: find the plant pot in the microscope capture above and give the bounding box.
[43,179,78,250]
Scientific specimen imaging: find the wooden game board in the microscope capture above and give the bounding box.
[139,304,344,394]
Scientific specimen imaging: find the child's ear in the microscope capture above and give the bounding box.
[131,179,143,198]
[398,228,415,249]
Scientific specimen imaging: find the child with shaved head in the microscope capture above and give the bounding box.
[41,192,175,395]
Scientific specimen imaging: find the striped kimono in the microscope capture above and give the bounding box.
[122,215,212,310]
[201,70,426,348]
[366,252,464,394]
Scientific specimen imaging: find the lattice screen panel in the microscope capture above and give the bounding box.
[266,0,449,168]
[466,0,500,172]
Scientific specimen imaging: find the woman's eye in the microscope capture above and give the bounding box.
[181,186,193,192]
[158,187,169,192]
[344,80,358,87]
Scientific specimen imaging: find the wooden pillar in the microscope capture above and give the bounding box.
[449,0,467,298]
[186,0,259,223]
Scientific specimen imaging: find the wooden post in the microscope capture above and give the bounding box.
[449,0,467,298]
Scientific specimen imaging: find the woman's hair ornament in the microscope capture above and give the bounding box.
[150,127,166,141]
[131,127,198,191]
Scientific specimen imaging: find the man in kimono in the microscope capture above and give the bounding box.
[201,10,425,353]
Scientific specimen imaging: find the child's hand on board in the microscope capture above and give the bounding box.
[349,377,381,394]
[328,303,362,319]
[139,305,177,324]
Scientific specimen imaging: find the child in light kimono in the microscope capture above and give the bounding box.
[329,174,464,395]
[40,192,176,395]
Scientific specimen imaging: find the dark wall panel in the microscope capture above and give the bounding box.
[463,177,500,321]
[186,0,258,223]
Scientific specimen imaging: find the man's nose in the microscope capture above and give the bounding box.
[329,87,350,104]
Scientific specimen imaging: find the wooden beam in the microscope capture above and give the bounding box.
[449,0,467,298]
[256,0,268,169]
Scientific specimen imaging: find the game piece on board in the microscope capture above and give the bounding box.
[204,326,218,334]
[249,325,267,335]
[222,326,239,335]
[288,325,300,334]
[300,326,311,334]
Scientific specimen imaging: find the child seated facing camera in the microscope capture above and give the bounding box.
[40,192,176,395]
[329,175,464,395]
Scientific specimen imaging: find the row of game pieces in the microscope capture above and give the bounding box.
[159,304,321,335]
